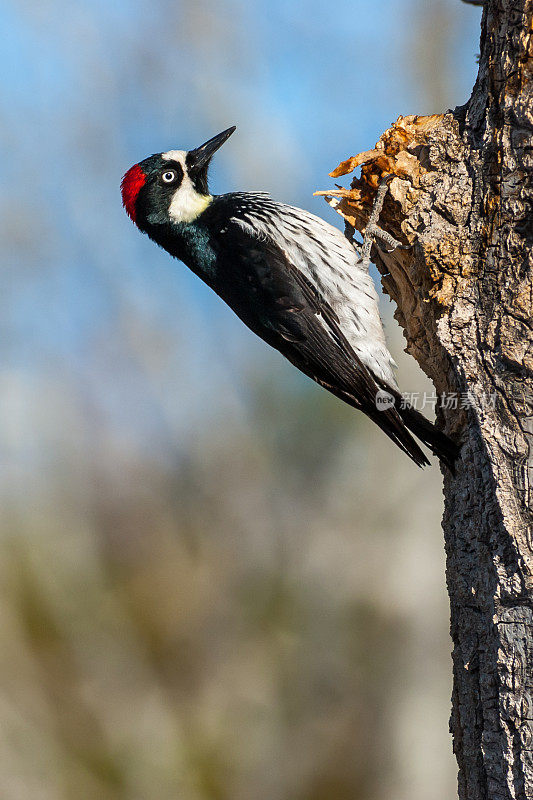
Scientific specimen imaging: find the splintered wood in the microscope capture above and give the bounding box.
[314,113,445,242]
[315,113,474,314]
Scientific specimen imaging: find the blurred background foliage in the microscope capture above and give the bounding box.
[1,1,480,798]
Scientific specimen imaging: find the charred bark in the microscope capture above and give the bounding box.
[317,2,533,798]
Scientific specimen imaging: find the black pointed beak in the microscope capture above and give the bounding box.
[187,126,236,172]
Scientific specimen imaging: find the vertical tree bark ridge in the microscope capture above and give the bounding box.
[316,2,533,798]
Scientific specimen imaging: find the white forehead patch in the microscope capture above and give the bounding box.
[161,149,212,223]
[162,149,187,165]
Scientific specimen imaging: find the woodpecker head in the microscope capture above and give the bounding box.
[121,126,236,230]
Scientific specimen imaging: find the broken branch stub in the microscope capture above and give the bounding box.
[315,113,473,425]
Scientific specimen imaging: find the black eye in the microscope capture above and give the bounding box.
[161,170,177,183]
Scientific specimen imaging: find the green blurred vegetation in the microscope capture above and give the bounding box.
[0,369,452,799]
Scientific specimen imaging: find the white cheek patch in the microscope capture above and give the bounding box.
[162,149,212,223]
[168,182,212,223]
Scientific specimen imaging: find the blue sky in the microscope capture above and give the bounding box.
[1,0,481,451]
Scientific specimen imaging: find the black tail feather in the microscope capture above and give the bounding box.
[323,379,459,471]
[397,401,459,474]
[367,405,431,468]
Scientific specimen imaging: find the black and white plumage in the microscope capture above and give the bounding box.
[121,126,458,470]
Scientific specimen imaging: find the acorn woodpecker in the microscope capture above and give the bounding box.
[121,126,458,470]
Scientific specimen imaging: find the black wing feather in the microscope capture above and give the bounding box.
[212,218,430,467]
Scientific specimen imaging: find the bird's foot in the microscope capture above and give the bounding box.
[360,175,410,269]
[365,223,409,253]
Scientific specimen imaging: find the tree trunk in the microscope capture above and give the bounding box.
[317,2,533,798]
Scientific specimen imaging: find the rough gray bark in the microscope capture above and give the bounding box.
[318,2,533,798]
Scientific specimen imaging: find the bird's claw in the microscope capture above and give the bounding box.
[364,223,408,254]
[360,175,410,267]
